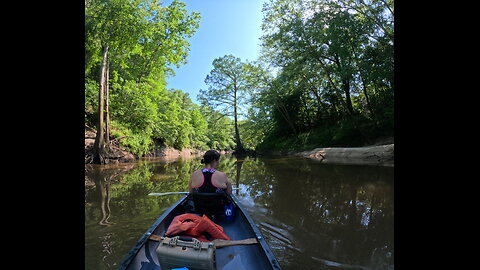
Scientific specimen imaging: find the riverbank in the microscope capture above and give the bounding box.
[86,127,393,166]
[85,128,138,163]
[260,137,394,166]
[293,144,394,166]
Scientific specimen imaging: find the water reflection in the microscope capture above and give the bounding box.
[85,167,116,226]
[238,157,394,269]
[85,155,393,270]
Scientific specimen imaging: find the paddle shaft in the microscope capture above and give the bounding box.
[148,192,189,196]
[149,188,239,196]
[148,235,257,248]
[211,238,258,247]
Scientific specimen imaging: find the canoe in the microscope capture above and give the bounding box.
[117,192,282,270]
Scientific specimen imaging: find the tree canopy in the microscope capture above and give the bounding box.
[198,55,268,153]
[85,0,394,161]
[252,0,394,150]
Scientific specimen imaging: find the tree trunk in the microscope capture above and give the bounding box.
[332,53,354,116]
[359,74,375,119]
[234,109,244,152]
[318,57,349,116]
[93,44,109,164]
[233,86,245,153]
[307,84,324,122]
[105,59,110,145]
[343,78,354,115]
[275,100,297,135]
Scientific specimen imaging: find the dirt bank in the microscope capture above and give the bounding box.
[294,144,394,166]
[145,147,232,158]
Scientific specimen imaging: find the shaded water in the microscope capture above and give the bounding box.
[85,155,394,270]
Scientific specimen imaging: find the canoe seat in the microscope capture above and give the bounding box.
[190,192,229,218]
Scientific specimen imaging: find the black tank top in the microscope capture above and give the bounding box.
[195,168,224,193]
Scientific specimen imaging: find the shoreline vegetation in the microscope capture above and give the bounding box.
[85,127,393,166]
[85,0,393,166]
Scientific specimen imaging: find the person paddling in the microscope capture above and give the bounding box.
[189,150,232,194]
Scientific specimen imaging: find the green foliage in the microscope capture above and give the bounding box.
[85,0,200,83]
[257,115,385,151]
[108,81,216,153]
[85,0,208,156]
[198,55,271,151]
[189,108,209,149]
[251,0,394,149]
[85,0,394,155]
[200,105,236,150]
[110,80,160,132]
[85,79,99,127]
[110,120,154,156]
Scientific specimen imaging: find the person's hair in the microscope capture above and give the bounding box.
[201,149,221,165]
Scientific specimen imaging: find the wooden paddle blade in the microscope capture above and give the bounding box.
[212,238,258,248]
[149,234,163,241]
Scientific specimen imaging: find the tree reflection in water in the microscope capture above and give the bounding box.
[236,157,394,270]
[85,155,393,270]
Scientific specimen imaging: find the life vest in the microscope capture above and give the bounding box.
[165,213,230,242]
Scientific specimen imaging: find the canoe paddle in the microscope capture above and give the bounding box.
[148,235,258,248]
[148,188,240,196]
[148,192,189,196]
[210,238,258,248]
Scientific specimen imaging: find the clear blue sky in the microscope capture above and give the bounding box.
[165,0,267,104]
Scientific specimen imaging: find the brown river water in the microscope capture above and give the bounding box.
[85,155,394,270]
